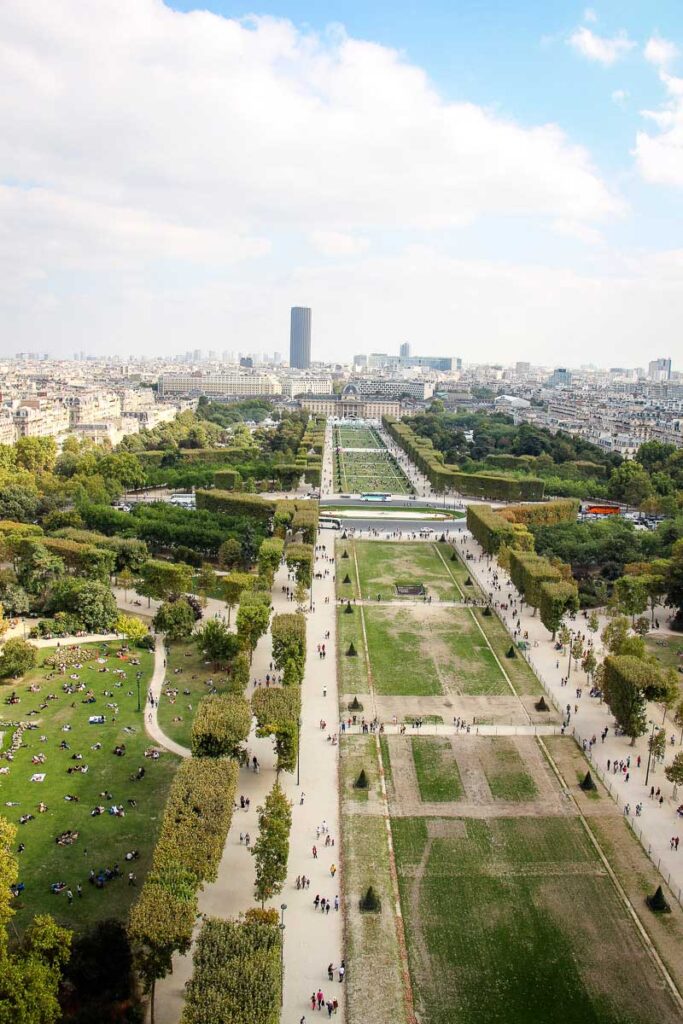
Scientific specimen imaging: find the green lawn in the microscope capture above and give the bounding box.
[353,541,460,602]
[334,448,412,495]
[337,606,369,695]
[645,637,683,697]
[481,738,538,801]
[436,541,485,598]
[471,608,542,697]
[362,605,514,697]
[0,643,178,931]
[335,424,382,449]
[392,815,681,1024]
[157,639,242,749]
[411,737,463,801]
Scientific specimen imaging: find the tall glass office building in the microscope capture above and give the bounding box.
[290,307,311,369]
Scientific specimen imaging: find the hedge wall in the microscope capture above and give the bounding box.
[466,505,533,555]
[196,490,276,522]
[213,469,241,491]
[153,756,238,885]
[182,917,281,1024]
[191,694,251,759]
[383,416,545,500]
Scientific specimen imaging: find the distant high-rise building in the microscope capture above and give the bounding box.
[290,307,311,369]
[515,361,530,374]
[549,367,572,387]
[648,357,672,381]
[273,352,282,365]
[353,354,367,368]
[400,342,411,359]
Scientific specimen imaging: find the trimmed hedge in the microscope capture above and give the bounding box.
[213,469,241,491]
[191,694,251,759]
[196,490,276,522]
[383,416,545,500]
[271,613,306,682]
[153,756,239,885]
[42,536,116,580]
[54,527,148,571]
[182,917,281,1024]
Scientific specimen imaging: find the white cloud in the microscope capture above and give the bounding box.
[568,27,635,66]
[309,231,370,257]
[0,0,627,360]
[635,72,683,187]
[644,34,679,69]
[611,89,629,106]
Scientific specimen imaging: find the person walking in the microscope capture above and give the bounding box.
[327,962,334,981]
[338,963,345,982]
[312,845,318,859]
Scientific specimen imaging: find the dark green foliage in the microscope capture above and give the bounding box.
[483,605,492,617]
[343,573,352,584]
[579,771,596,791]
[344,601,353,614]
[346,642,357,657]
[349,695,363,710]
[355,769,369,789]
[646,886,671,914]
[359,885,380,913]
[535,696,549,712]
[506,645,516,658]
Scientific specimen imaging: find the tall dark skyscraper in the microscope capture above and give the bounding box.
[290,307,311,369]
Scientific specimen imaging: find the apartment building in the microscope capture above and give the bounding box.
[158,372,282,398]
[13,400,71,438]
[64,392,122,426]
[0,409,17,445]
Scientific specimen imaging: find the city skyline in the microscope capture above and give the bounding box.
[2,2,683,364]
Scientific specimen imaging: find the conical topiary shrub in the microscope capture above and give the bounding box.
[342,550,350,559]
[359,885,381,913]
[450,552,457,562]
[342,531,348,540]
[346,642,357,657]
[506,645,516,659]
[579,771,597,792]
[646,886,671,914]
[439,533,447,543]
[344,601,353,614]
[464,576,472,586]
[343,573,352,584]
[483,606,492,617]
[354,768,368,789]
[348,695,364,711]
[535,696,549,712]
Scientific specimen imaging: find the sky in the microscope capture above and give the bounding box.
[2,1,683,367]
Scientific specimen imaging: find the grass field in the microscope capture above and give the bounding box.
[645,636,683,697]
[392,813,682,1024]
[337,606,369,695]
[335,424,382,449]
[334,447,412,495]
[156,639,243,749]
[0,643,178,931]
[480,736,538,801]
[351,541,461,602]
[411,737,463,801]
[364,605,513,697]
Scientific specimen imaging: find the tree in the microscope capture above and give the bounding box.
[195,618,240,670]
[587,611,600,635]
[117,566,135,600]
[153,598,197,641]
[674,698,683,744]
[191,694,251,758]
[665,752,683,797]
[558,624,571,650]
[608,461,653,506]
[0,637,37,679]
[137,559,193,606]
[271,613,306,683]
[252,687,301,775]
[115,614,148,647]
[601,616,631,655]
[603,656,649,744]
[251,782,291,907]
[614,576,648,624]
[236,593,270,664]
[218,537,242,570]
[221,571,254,625]
[581,649,597,684]
[195,563,217,607]
[660,668,680,723]
[568,637,584,679]
[0,485,39,523]
[44,578,118,633]
[15,436,57,472]
[649,728,666,767]
[258,537,284,584]
[665,539,683,623]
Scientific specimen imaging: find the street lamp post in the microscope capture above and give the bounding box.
[296,716,302,787]
[279,903,287,1006]
[645,720,658,788]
